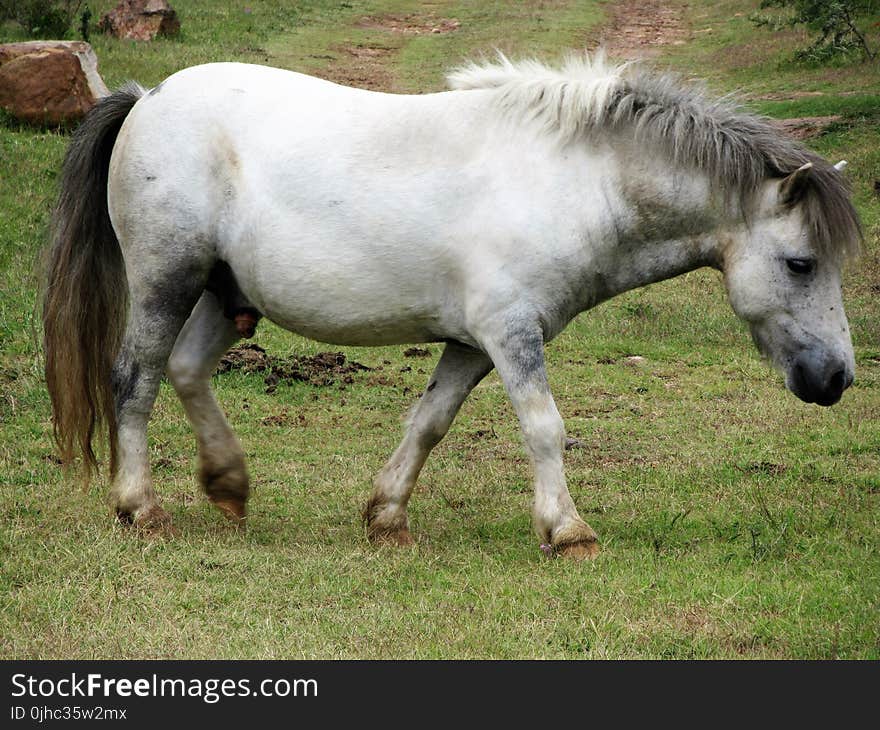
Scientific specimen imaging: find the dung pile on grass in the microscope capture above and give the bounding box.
[217,344,371,391]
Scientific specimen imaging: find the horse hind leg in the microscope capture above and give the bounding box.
[166,289,250,523]
[365,341,493,545]
[111,264,208,532]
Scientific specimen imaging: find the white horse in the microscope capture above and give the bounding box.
[43,54,861,557]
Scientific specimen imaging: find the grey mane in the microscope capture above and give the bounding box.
[449,54,862,260]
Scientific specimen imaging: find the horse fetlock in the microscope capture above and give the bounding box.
[532,492,579,538]
[199,454,249,498]
[199,455,250,524]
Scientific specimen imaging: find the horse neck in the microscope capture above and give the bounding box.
[591,154,736,299]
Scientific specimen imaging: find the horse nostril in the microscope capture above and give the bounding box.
[790,352,850,406]
[828,369,847,394]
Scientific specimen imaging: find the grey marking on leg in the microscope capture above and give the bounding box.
[111,354,140,414]
[143,260,211,322]
[499,321,547,389]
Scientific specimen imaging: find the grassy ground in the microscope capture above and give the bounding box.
[1,0,878,658]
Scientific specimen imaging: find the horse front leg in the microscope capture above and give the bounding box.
[481,322,599,559]
[365,341,493,545]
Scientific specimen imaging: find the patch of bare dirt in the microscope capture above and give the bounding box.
[752,90,825,101]
[317,13,459,90]
[594,4,840,141]
[319,43,396,91]
[767,115,842,140]
[217,344,371,391]
[591,0,688,60]
[357,14,461,35]
[746,92,846,141]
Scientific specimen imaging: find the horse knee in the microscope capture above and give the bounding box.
[521,411,566,457]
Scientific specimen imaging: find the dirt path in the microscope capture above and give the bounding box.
[317,1,835,139]
[319,43,397,91]
[592,0,688,59]
[318,1,689,91]
[316,11,460,92]
[591,1,837,139]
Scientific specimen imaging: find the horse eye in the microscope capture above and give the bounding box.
[786,258,815,275]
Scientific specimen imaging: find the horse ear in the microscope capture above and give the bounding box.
[779,162,813,206]
[834,160,848,171]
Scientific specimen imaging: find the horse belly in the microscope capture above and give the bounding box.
[260,292,448,347]
[228,235,462,346]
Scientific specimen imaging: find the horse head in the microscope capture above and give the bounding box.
[723,160,857,406]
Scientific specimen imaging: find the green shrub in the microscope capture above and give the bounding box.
[751,0,878,62]
[0,0,84,39]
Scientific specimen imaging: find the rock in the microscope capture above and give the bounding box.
[564,437,586,451]
[0,41,109,126]
[99,0,180,41]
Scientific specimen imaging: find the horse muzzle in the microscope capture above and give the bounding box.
[787,350,853,406]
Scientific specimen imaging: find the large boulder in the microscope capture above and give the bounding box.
[0,41,110,126]
[99,0,180,41]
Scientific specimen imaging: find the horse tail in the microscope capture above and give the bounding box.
[42,83,145,484]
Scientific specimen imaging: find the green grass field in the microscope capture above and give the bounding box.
[1,0,878,658]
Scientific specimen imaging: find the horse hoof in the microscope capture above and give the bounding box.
[362,496,412,546]
[555,539,600,560]
[210,496,247,526]
[119,505,177,538]
[369,526,414,547]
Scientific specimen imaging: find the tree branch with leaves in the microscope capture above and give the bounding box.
[751,0,878,62]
